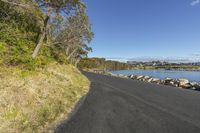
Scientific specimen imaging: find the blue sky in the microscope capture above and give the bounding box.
[85,0,200,62]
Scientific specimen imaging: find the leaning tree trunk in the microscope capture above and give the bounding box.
[65,46,71,56]
[67,48,78,60]
[32,10,51,58]
[75,58,81,67]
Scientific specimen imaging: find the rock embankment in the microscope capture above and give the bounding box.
[129,75,200,91]
[105,72,200,91]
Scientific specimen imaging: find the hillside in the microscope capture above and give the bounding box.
[0,63,89,132]
[0,0,92,132]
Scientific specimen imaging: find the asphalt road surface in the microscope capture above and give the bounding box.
[55,72,200,133]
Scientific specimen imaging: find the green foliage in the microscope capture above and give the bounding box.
[0,0,43,68]
[79,58,134,70]
[0,0,92,68]
[0,23,33,64]
[0,22,56,69]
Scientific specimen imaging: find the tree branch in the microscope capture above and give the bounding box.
[0,0,32,8]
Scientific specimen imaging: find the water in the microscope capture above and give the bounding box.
[111,69,200,82]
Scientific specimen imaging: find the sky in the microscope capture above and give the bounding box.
[84,0,200,62]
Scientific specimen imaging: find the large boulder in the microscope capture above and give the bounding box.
[123,75,129,78]
[129,75,134,78]
[136,75,144,80]
[151,78,161,84]
[169,80,179,87]
[129,75,138,80]
[181,83,192,89]
[147,78,153,83]
[118,74,125,77]
[164,78,173,85]
[179,79,192,89]
[143,76,151,82]
[191,82,200,90]
[179,79,190,88]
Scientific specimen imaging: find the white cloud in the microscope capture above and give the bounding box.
[190,0,200,6]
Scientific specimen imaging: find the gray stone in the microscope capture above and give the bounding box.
[181,83,192,89]
[169,81,179,87]
[144,76,151,82]
[136,76,144,80]
[147,78,153,83]
[151,78,161,84]
[164,78,174,85]
[179,79,190,88]
[131,75,137,80]
[129,75,134,78]
[191,82,200,90]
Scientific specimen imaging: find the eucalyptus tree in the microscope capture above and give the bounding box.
[0,0,82,58]
[31,0,81,58]
[0,0,93,66]
[53,3,93,64]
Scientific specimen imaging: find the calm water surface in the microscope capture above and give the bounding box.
[111,69,200,82]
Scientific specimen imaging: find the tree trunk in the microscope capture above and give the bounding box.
[32,10,51,58]
[75,58,81,67]
[67,48,78,60]
[65,46,71,56]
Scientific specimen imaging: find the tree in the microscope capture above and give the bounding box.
[0,0,93,66]
[32,0,81,58]
[53,3,93,65]
[0,0,32,8]
[0,0,85,58]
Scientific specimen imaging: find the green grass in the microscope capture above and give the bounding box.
[0,63,90,133]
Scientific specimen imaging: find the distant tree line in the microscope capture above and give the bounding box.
[78,58,134,70]
[0,0,93,68]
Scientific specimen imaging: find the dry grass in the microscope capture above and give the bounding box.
[0,63,90,133]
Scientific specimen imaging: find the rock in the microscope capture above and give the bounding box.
[178,79,192,89]
[143,76,151,82]
[140,76,149,81]
[130,75,137,80]
[179,79,190,88]
[147,78,153,83]
[129,75,134,78]
[191,82,200,90]
[181,83,192,89]
[151,78,161,84]
[160,80,165,84]
[169,80,179,87]
[123,75,128,78]
[118,74,124,77]
[136,75,144,80]
[144,76,150,79]
[164,78,173,85]
[191,82,198,86]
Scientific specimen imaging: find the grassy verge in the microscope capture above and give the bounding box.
[0,62,90,133]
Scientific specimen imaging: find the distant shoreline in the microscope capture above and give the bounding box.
[135,68,200,72]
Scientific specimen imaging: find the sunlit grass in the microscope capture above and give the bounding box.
[0,63,90,133]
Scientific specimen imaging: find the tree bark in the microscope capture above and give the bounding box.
[75,58,81,67]
[65,46,71,56]
[67,48,78,60]
[32,9,51,58]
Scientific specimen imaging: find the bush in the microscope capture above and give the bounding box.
[0,22,62,69]
[0,23,34,64]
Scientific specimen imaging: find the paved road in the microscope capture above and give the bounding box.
[55,72,200,133]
